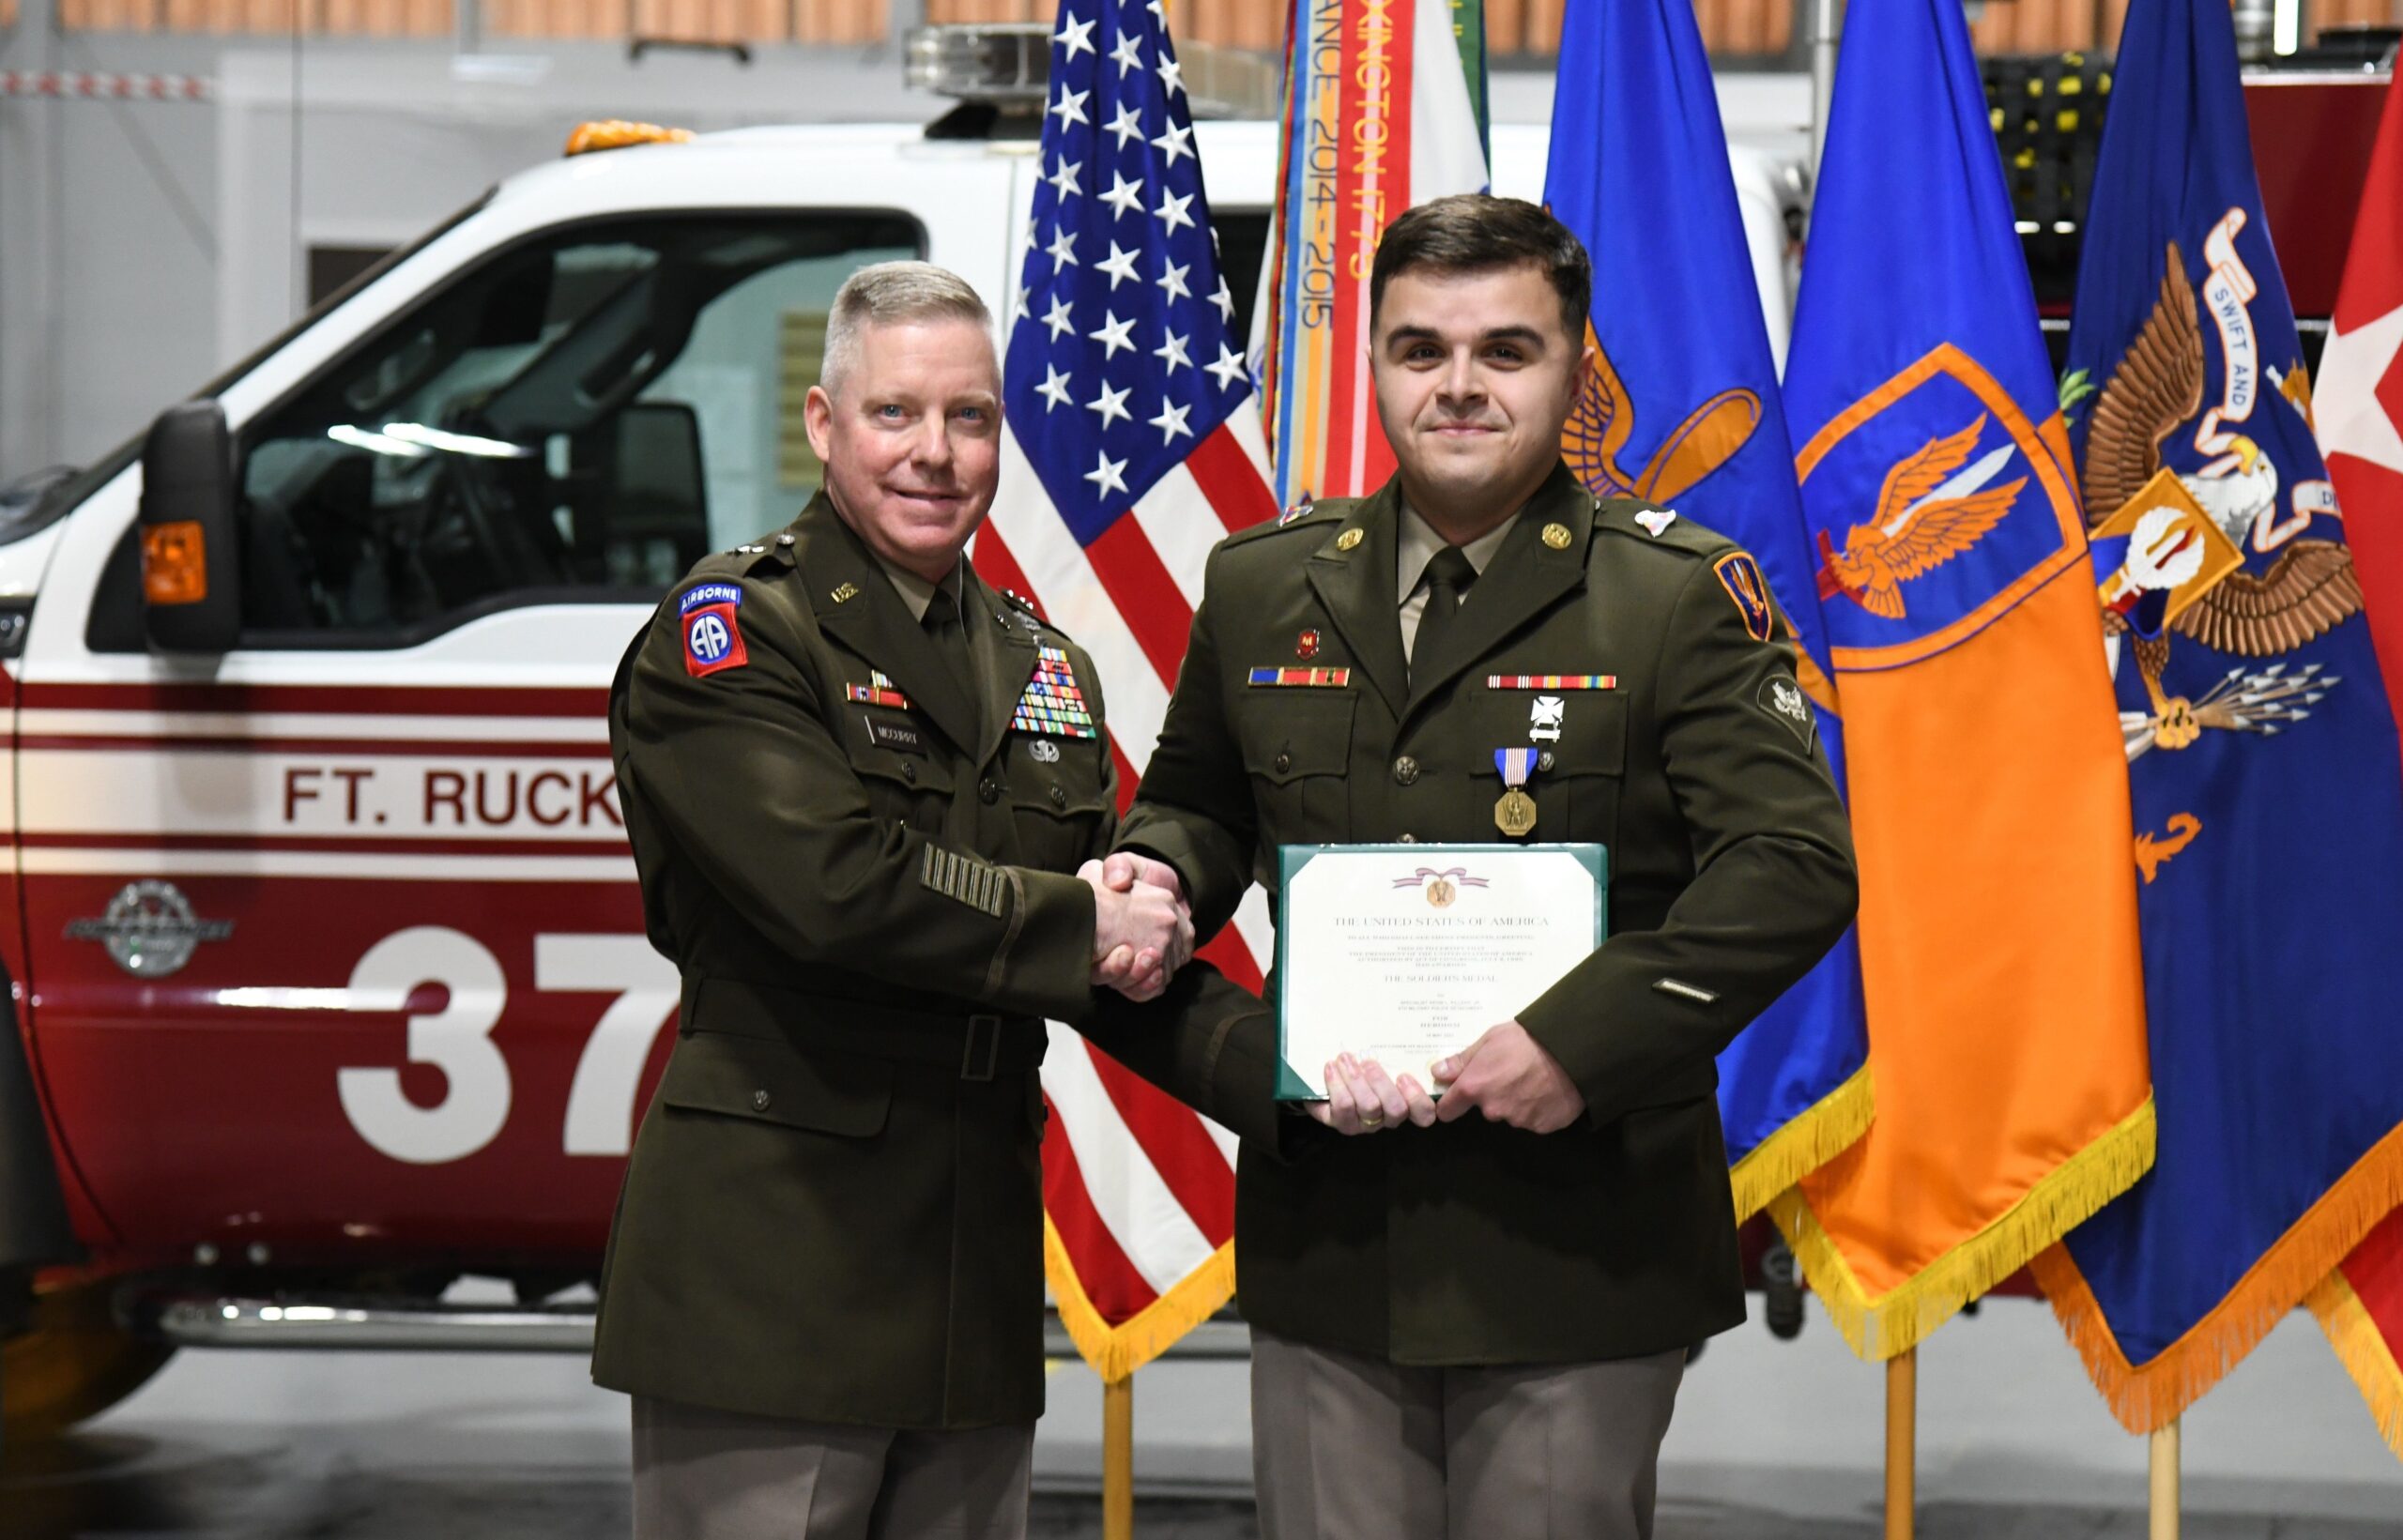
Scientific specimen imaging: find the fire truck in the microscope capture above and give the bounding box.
[0,23,2386,1443]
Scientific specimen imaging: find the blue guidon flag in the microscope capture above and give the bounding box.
[1543,0,1870,1222]
[2031,0,2403,1436]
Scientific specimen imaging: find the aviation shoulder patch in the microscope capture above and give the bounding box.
[1711,552,1776,643]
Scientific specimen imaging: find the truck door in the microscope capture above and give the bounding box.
[17,208,926,1260]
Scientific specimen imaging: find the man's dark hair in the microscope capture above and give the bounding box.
[1369,194,1591,344]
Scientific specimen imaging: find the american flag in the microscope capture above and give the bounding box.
[972,0,1281,1378]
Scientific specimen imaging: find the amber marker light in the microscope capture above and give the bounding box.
[142,521,208,605]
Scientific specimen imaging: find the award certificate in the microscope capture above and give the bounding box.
[1274,843,1607,1101]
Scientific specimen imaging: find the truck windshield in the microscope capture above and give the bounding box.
[222,209,918,639]
[0,190,497,550]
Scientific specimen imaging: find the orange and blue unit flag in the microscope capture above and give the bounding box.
[1770,0,2154,1358]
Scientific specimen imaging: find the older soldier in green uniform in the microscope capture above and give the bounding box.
[1110,197,1859,1538]
[593,263,1279,1540]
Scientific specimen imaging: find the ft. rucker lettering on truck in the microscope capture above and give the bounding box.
[282,765,623,831]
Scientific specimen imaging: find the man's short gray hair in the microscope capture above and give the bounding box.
[819,261,994,399]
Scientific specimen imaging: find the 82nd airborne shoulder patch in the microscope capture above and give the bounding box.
[681,583,748,678]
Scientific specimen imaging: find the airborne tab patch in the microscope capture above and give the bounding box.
[1712,553,1775,643]
[680,584,747,678]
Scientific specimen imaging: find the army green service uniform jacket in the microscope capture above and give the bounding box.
[591,493,1281,1430]
[1118,463,1859,1366]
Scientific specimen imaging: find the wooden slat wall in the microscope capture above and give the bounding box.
[42,0,2403,63]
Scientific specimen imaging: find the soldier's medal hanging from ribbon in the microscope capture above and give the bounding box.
[1494,747,1538,837]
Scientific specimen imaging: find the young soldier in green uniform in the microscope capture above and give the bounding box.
[592,263,1280,1540]
[1110,197,1860,1538]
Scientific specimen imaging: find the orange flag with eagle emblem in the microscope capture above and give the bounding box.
[1769,0,2153,1361]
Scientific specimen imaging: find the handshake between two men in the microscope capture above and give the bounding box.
[1077,851,1588,1137]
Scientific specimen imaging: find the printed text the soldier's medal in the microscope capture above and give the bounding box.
[1494,747,1538,837]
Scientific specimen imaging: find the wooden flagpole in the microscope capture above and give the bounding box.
[2150,1419,2180,1540]
[1104,1374,1134,1540]
[1885,1349,1917,1540]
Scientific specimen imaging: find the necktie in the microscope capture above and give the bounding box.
[1409,545,1478,681]
[922,584,977,704]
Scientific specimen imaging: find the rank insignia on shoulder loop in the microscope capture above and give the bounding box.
[1635,509,1678,538]
[680,584,747,678]
[844,671,911,709]
[1012,646,1098,739]
[1713,553,1776,643]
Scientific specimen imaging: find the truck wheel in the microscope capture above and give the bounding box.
[2,1279,175,1442]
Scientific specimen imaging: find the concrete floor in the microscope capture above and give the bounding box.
[4,1294,2399,1537]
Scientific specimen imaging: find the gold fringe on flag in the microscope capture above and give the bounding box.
[1728,1065,1875,1224]
[2306,1265,2403,1461]
[2030,1119,2403,1435]
[1773,1094,2157,1361]
[1043,1214,1236,1384]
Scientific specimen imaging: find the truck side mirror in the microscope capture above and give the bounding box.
[139,401,242,653]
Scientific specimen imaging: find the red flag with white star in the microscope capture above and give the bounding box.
[2319,70,2403,744]
[2308,67,2403,1464]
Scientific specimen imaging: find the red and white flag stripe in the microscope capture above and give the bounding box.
[981,410,1278,1378]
